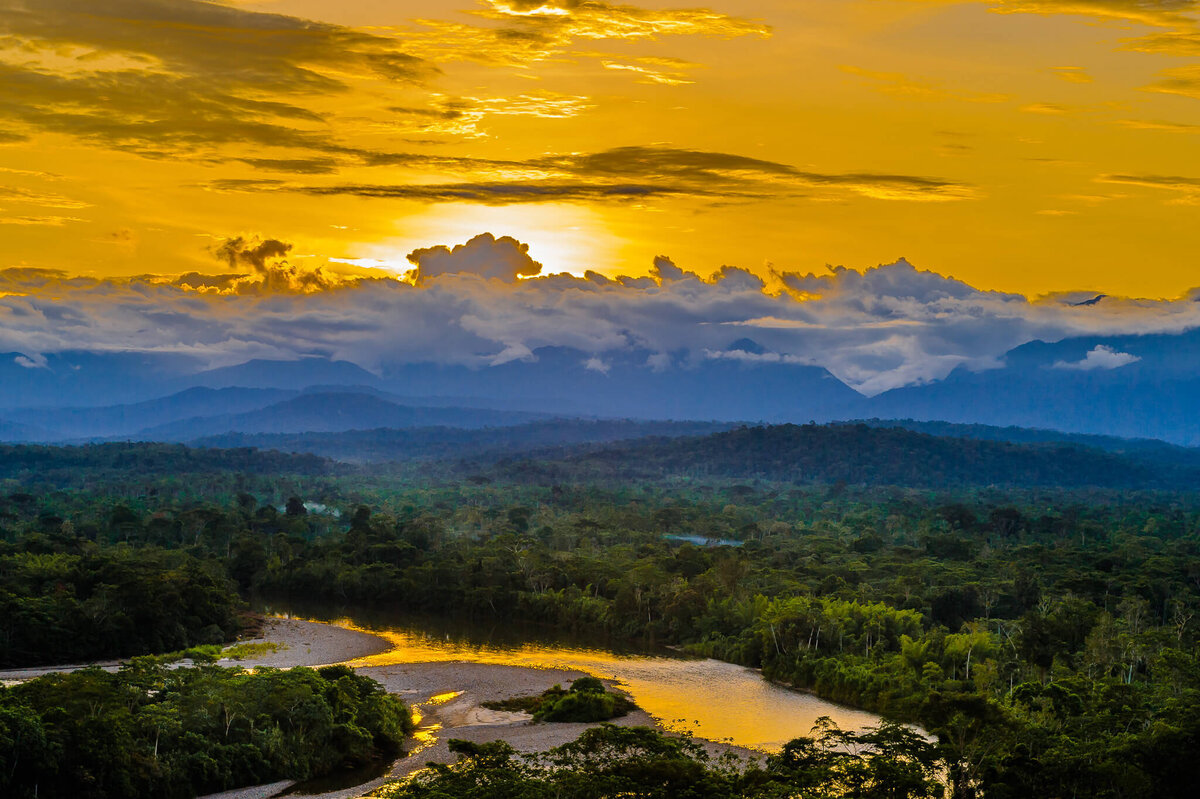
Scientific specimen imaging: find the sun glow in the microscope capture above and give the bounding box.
[386,204,620,279]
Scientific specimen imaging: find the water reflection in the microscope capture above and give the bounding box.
[264,604,882,752]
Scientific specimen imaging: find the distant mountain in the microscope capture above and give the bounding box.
[378,346,859,422]
[192,419,737,463]
[0,387,295,442]
[296,384,583,414]
[0,351,202,409]
[865,328,1200,445]
[8,326,1200,444]
[133,392,550,440]
[3,347,850,423]
[181,358,383,391]
[0,419,48,442]
[510,423,1200,490]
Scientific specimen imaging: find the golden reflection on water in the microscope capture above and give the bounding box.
[426,691,464,705]
[407,690,462,758]
[330,618,882,752]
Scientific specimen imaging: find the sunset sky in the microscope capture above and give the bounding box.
[3,0,1200,392]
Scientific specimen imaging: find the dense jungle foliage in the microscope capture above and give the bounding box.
[525,423,1200,488]
[1,433,1200,797]
[379,721,942,799]
[0,660,414,799]
[0,548,241,667]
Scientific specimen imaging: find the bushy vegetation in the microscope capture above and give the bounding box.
[0,548,241,667]
[482,676,636,723]
[0,660,413,799]
[379,721,942,799]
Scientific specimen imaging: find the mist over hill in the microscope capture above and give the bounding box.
[132,392,550,441]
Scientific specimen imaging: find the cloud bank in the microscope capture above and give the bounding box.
[3,234,1200,395]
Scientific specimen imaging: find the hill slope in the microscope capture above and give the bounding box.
[192,419,737,462]
[511,423,1198,489]
[851,418,1200,467]
[0,442,333,485]
[0,387,296,442]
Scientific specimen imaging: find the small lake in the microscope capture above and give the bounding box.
[262,604,883,752]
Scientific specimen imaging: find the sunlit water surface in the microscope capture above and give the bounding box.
[266,605,882,752]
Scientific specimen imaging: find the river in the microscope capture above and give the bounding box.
[263,604,883,753]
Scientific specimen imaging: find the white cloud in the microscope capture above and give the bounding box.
[1052,344,1141,371]
[13,354,47,369]
[583,357,611,374]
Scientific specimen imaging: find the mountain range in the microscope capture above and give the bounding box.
[866,328,1200,444]
[2,325,1199,445]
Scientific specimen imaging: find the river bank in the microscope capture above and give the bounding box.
[4,615,858,799]
[198,615,765,799]
[0,616,388,683]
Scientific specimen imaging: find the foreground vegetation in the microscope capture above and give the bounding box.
[0,547,242,667]
[2,432,1200,797]
[381,721,941,799]
[482,677,636,723]
[0,659,413,799]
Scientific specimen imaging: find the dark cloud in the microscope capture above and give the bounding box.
[986,0,1197,26]
[475,0,771,41]
[0,0,430,91]
[1098,173,1200,198]
[236,158,341,175]
[1141,65,1200,99]
[568,146,980,201]
[537,146,796,184]
[0,0,768,170]
[172,272,247,292]
[215,237,293,273]
[651,255,693,282]
[1124,30,1200,56]
[408,0,769,68]
[0,214,85,227]
[384,92,593,137]
[497,0,586,10]
[207,145,976,205]
[207,236,367,294]
[0,184,90,209]
[1115,118,1200,132]
[297,181,721,204]
[0,0,431,161]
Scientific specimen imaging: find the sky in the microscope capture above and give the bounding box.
[2,0,1200,393]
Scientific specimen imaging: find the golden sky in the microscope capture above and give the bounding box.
[2,0,1198,298]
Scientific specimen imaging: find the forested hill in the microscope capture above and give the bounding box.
[0,442,334,484]
[514,423,1199,489]
[193,419,736,463]
[851,418,1200,466]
